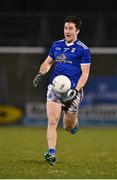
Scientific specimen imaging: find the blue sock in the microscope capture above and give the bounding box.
[49,148,56,156]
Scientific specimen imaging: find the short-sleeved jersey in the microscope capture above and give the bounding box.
[49,39,91,89]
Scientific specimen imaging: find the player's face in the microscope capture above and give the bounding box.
[64,22,80,43]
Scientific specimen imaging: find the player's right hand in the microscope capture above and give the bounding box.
[33,73,43,87]
[61,89,78,102]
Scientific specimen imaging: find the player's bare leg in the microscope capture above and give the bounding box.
[46,100,61,148]
[43,100,61,165]
[63,112,79,134]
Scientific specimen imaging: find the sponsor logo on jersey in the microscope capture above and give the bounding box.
[55,54,72,64]
[56,54,67,62]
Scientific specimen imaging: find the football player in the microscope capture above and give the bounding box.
[33,15,91,165]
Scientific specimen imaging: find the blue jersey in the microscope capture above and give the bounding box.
[49,39,91,89]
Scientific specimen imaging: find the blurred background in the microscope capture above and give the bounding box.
[0,0,117,127]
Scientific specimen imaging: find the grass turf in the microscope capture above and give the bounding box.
[0,126,117,179]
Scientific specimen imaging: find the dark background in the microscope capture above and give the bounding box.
[0,0,116,47]
[0,0,116,13]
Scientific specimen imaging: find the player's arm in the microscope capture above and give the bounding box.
[33,56,54,87]
[39,55,54,75]
[76,64,90,91]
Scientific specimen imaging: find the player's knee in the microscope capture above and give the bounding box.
[64,112,78,123]
[48,118,58,128]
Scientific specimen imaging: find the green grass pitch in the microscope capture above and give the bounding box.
[0,126,117,179]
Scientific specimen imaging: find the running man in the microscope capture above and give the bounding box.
[33,15,91,165]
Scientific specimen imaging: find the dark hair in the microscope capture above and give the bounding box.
[64,15,82,30]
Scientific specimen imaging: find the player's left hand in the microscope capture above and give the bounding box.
[33,73,43,87]
[61,89,78,102]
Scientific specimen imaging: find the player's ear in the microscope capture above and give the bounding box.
[77,29,80,34]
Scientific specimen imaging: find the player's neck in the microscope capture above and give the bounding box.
[65,39,77,46]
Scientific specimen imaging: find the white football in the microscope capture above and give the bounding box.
[52,75,71,93]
